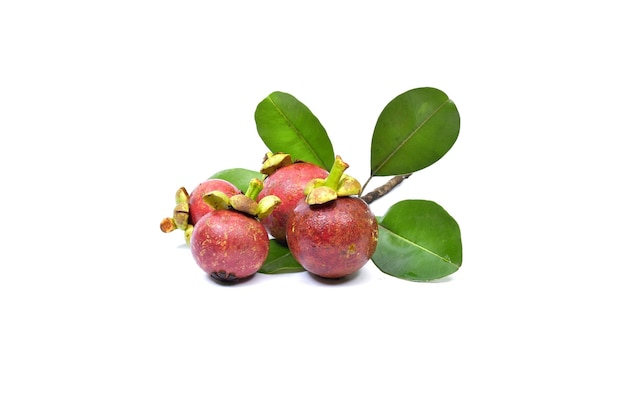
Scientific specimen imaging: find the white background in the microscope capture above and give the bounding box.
[2,1,625,416]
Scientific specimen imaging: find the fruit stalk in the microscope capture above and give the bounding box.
[323,155,349,190]
[304,155,361,205]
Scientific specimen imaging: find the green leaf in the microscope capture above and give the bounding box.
[372,200,462,281]
[370,87,460,177]
[209,168,264,193]
[259,239,305,274]
[255,91,335,171]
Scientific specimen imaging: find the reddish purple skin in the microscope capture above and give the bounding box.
[188,179,241,225]
[258,162,328,242]
[286,197,378,278]
[191,210,269,282]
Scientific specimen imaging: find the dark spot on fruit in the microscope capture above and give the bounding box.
[210,270,239,283]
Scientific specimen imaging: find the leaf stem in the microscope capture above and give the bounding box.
[360,176,374,197]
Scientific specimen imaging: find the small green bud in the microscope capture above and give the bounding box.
[260,152,293,175]
[184,225,194,245]
[203,191,231,211]
[306,186,338,205]
[175,187,190,204]
[337,174,362,196]
[230,194,259,216]
[160,217,177,233]
[256,195,282,219]
[173,201,190,229]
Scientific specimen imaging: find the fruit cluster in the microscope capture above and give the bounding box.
[160,88,463,284]
[161,153,377,283]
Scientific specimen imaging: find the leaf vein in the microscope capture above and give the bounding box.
[373,99,450,176]
[379,223,457,266]
[267,95,325,167]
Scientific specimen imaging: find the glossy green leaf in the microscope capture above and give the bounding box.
[209,168,264,193]
[372,200,462,281]
[259,239,305,274]
[371,87,460,177]
[255,91,335,170]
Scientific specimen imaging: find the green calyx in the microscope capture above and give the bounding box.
[159,186,194,244]
[203,178,281,219]
[260,152,293,176]
[304,155,362,205]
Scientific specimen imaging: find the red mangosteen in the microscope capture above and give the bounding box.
[286,156,378,279]
[257,153,329,242]
[190,178,280,284]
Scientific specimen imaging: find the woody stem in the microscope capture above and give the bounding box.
[361,174,412,204]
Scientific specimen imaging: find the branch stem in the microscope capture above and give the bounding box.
[361,174,412,204]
